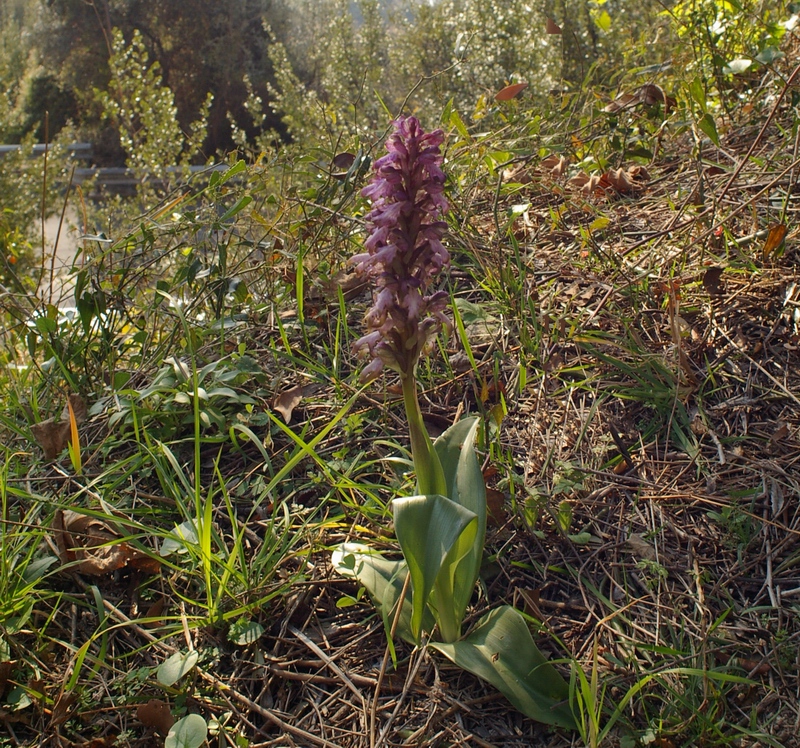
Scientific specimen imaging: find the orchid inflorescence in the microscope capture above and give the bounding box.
[351,115,454,496]
[352,115,451,383]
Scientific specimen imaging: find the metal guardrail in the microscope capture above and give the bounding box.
[0,142,93,158]
[72,164,229,186]
[0,143,231,193]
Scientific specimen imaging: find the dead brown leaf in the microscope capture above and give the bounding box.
[52,510,159,576]
[769,478,785,517]
[485,488,507,527]
[0,661,14,701]
[495,82,529,101]
[65,738,117,748]
[544,351,565,372]
[637,83,675,109]
[27,678,46,701]
[568,166,648,197]
[567,170,596,192]
[137,699,175,735]
[653,739,678,748]
[30,420,71,461]
[603,166,650,194]
[127,553,163,575]
[0,706,30,725]
[770,422,790,445]
[604,84,675,113]
[603,168,635,193]
[715,650,771,675]
[448,351,472,372]
[703,267,725,295]
[625,534,658,561]
[30,394,87,460]
[142,597,166,628]
[331,152,356,179]
[502,163,532,183]
[324,269,368,301]
[689,408,709,435]
[50,690,77,727]
[627,164,651,182]
[517,588,547,621]
[539,154,569,177]
[274,385,304,424]
[762,223,787,258]
[545,17,562,34]
[61,394,87,424]
[603,92,638,113]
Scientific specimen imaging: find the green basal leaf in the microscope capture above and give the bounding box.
[393,494,478,643]
[433,417,486,626]
[333,418,486,644]
[331,543,429,643]
[431,606,576,730]
[430,508,479,643]
[434,417,477,504]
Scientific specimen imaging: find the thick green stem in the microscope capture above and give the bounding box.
[432,577,461,643]
[401,373,446,497]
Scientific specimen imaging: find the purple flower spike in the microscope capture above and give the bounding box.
[352,116,450,381]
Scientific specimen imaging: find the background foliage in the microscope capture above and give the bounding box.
[1,0,667,149]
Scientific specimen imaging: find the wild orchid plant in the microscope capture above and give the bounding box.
[333,116,575,730]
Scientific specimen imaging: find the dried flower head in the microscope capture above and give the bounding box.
[352,116,450,381]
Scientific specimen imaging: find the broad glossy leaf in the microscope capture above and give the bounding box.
[723,58,752,74]
[332,543,427,643]
[219,159,246,185]
[433,418,483,516]
[593,9,611,31]
[755,45,784,64]
[393,495,477,643]
[228,620,264,646]
[165,714,207,748]
[219,194,252,223]
[433,418,486,624]
[429,506,480,643]
[160,519,199,556]
[697,113,720,146]
[431,606,576,729]
[157,650,199,687]
[449,109,470,140]
[688,76,707,112]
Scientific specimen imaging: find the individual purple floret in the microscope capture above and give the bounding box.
[352,116,451,381]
